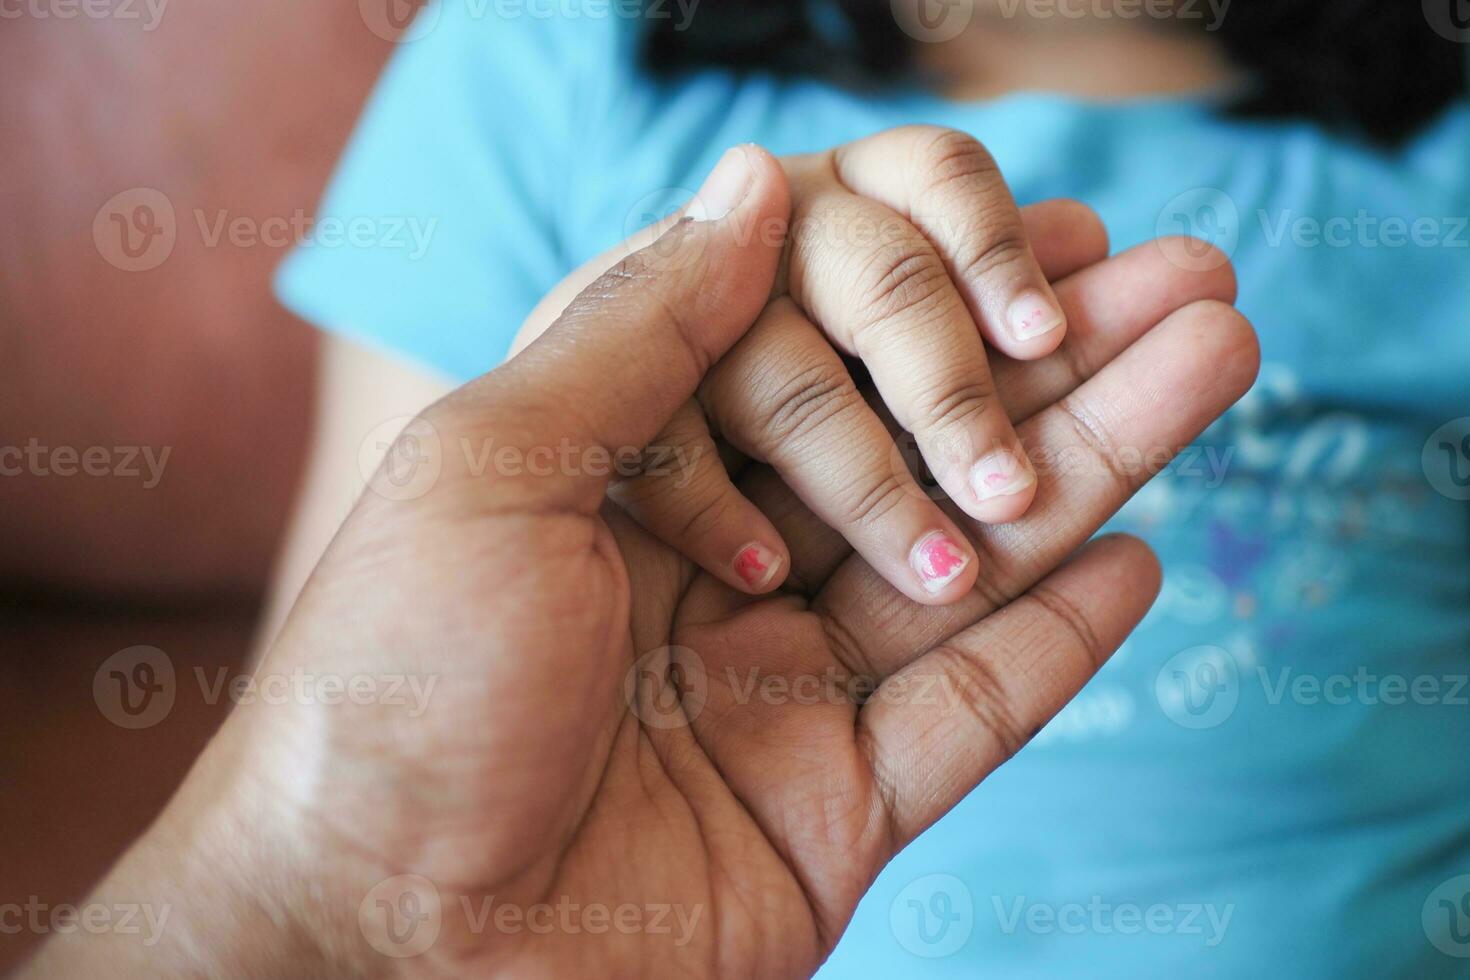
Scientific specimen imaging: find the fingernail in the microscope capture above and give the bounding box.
[1008,291,1064,341]
[687,146,754,223]
[911,532,972,594]
[971,449,1037,501]
[734,542,783,590]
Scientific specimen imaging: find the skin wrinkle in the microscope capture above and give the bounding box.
[645,654,830,971]
[23,122,1264,976]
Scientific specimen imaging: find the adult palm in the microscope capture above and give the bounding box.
[30,152,1254,980]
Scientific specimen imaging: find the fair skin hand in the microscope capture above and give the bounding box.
[507,132,1237,608]
[511,131,1069,606]
[259,0,1239,643]
[22,153,1257,979]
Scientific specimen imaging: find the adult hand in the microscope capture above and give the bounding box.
[512,130,1240,611]
[22,146,1257,979]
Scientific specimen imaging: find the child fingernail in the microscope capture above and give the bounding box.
[911,532,972,594]
[1008,291,1064,341]
[734,542,783,589]
[687,146,754,223]
[971,449,1037,501]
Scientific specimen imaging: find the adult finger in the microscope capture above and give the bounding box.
[816,300,1259,680]
[426,144,790,515]
[857,534,1161,850]
[992,238,1237,423]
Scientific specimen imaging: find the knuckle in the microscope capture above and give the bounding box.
[1054,393,1130,495]
[581,236,714,371]
[899,129,1033,287]
[853,242,951,338]
[611,444,688,489]
[819,613,880,687]
[965,532,1019,611]
[1024,584,1108,672]
[759,362,862,446]
[955,229,1031,285]
[914,127,1001,188]
[671,483,740,543]
[916,380,997,435]
[934,644,1032,759]
[839,473,911,531]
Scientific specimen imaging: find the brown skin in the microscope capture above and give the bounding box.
[19,149,1257,979]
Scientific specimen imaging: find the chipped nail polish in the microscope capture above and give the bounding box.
[734,542,783,589]
[1008,292,1064,341]
[971,449,1038,501]
[911,532,972,594]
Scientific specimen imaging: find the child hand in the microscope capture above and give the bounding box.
[512,131,1236,604]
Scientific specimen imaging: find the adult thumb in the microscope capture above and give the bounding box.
[439,144,790,512]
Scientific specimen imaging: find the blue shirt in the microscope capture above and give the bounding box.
[276,3,1470,975]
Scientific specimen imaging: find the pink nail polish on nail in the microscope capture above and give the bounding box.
[912,532,972,594]
[734,542,783,589]
[1008,292,1064,341]
[971,450,1038,502]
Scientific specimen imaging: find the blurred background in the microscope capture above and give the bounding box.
[4,2,1469,975]
[0,4,414,969]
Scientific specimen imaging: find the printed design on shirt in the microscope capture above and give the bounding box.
[1035,362,1460,746]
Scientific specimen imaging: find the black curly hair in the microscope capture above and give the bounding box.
[644,1,1468,146]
